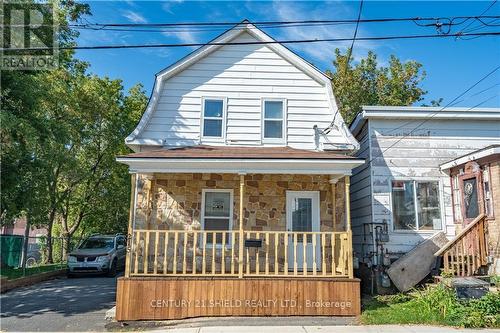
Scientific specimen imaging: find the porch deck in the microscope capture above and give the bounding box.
[116,171,360,320]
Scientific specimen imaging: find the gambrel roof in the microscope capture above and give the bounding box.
[126,20,358,150]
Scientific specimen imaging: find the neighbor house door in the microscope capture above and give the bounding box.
[286,191,321,271]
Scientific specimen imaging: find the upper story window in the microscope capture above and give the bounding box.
[202,98,225,139]
[262,99,286,144]
[391,180,442,231]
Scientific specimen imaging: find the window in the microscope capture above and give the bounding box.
[201,189,233,245]
[202,98,225,138]
[482,167,494,218]
[452,175,462,222]
[462,177,479,219]
[392,180,442,231]
[262,99,285,142]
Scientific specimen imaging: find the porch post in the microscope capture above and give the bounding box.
[329,177,338,231]
[238,173,246,278]
[329,175,343,231]
[124,173,137,278]
[344,175,354,278]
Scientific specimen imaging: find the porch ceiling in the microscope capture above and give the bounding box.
[116,145,364,175]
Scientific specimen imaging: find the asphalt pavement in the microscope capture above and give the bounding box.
[0,273,119,332]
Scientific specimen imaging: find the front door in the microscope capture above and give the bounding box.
[286,191,321,271]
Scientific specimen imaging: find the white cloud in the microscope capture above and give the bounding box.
[162,30,198,45]
[162,0,185,14]
[122,10,147,24]
[245,1,378,67]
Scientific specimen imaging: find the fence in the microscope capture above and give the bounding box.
[0,235,82,275]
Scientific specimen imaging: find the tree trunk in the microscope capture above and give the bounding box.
[20,213,30,275]
[46,219,54,263]
[61,233,71,261]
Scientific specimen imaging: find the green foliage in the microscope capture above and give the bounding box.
[1,1,147,251]
[491,275,500,287]
[0,264,64,280]
[362,284,500,328]
[327,49,430,124]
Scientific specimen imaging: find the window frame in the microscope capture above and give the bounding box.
[200,97,227,142]
[459,171,484,224]
[390,178,444,233]
[261,98,287,144]
[200,188,234,248]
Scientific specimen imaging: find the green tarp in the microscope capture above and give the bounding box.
[0,235,24,268]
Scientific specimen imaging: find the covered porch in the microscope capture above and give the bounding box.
[115,146,364,320]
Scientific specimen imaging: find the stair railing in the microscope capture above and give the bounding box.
[435,214,488,276]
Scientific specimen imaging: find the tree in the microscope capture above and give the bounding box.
[1,0,146,263]
[327,49,430,124]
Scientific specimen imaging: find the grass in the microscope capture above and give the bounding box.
[0,263,65,280]
[361,283,500,328]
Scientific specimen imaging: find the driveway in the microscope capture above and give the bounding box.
[0,274,118,332]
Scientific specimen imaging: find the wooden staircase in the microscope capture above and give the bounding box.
[435,214,488,277]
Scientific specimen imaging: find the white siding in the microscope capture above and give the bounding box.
[350,122,373,261]
[137,32,345,149]
[369,118,500,253]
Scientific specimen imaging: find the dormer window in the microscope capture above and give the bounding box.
[262,99,286,144]
[202,98,226,139]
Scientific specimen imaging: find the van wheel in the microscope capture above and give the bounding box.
[107,259,117,277]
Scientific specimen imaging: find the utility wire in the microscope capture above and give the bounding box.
[324,0,364,135]
[65,15,500,28]
[366,64,500,164]
[448,82,500,106]
[467,94,500,110]
[5,31,499,52]
[457,0,498,37]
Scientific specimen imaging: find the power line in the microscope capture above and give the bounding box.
[325,0,364,135]
[4,31,500,52]
[74,22,353,34]
[346,0,364,71]
[457,0,498,37]
[367,64,500,164]
[468,94,500,110]
[65,15,500,28]
[448,82,500,106]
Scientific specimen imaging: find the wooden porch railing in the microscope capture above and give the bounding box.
[435,214,488,276]
[128,229,351,278]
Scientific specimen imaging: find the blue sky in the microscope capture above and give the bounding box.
[76,1,500,108]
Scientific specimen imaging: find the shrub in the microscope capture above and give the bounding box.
[362,283,500,328]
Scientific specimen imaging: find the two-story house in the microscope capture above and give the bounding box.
[115,21,364,320]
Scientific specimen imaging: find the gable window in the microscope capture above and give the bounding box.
[201,189,233,246]
[391,180,442,231]
[202,98,225,138]
[262,99,286,143]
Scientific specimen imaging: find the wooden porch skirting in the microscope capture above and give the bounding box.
[115,277,361,320]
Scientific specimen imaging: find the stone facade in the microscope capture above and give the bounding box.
[134,173,347,232]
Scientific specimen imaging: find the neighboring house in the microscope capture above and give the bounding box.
[1,217,47,238]
[349,106,500,293]
[439,145,500,275]
[115,21,364,320]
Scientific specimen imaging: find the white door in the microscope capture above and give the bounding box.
[286,191,321,271]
